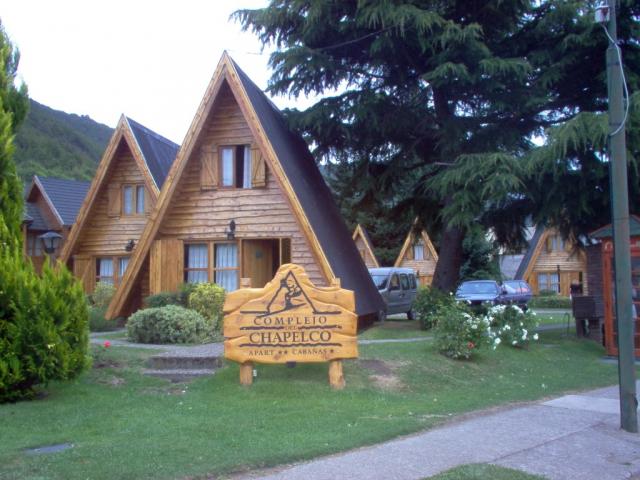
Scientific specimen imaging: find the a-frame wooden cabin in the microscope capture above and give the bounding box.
[23,176,90,272]
[60,116,179,296]
[105,53,384,325]
[352,224,380,268]
[514,225,586,295]
[394,220,438,286]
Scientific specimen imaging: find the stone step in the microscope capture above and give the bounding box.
[147,355,223,370]
[142,368,215,382]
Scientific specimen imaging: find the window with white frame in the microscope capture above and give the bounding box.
[538,272,560,293]
[122,184,145,215]
[414,241,425,260]
[96,256,130,286]
[183,242,239,291]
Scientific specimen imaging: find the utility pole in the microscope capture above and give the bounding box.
[604,0,638,433]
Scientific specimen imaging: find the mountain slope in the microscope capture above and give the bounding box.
[13,99,113,181]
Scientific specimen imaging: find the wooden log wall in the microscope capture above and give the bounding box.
[158,82,324,286]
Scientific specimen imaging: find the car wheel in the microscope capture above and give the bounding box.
[407,307,415,321]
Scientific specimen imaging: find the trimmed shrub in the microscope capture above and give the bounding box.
[0,254,89,402]
[88,306,121,332]
[188,283,225,337]
[529,295,571,309]
[90,282,116,308]
[143,291,183,308]
[486,305,539,349]
[127,305,208,344]
[433,302,489,359]
[538,289,558,297]
[413,286,455,330]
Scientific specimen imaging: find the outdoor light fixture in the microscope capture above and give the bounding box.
[125,239,136,252]
[38,231,63,255]
[226,219,236,240]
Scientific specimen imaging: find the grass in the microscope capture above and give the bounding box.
[0,331,615,480]
[359,319,431,340]
[427,464,546,479]
[532,310,574,327]
[91,329,128,341]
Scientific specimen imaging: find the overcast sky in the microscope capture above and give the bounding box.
[2,0,317,144]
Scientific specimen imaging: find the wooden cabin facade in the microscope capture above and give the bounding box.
[515,226,587,296]
[352,224,379,268]
[589,216,640,357]
[60,116,179,299]
[23,176,90,272]
[394,222,438,286]
[105,53,383,325]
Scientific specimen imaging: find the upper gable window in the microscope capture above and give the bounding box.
[123,184,145,215]
[414,241,425,261]
[220,145,251,189]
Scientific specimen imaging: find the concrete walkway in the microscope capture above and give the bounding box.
[237,383,640,480]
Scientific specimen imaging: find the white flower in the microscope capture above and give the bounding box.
[533,333,539,341]
[504,324,511,331]
[531,311,537,316]
[46,344,55,349]
[512,340,517,345]
[471,324,477,329]
[494,338,501,345]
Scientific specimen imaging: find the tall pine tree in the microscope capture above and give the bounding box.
[236,1,639,290]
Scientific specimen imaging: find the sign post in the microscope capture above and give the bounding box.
[223,264,358,389]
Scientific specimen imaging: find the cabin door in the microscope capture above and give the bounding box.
[242,239,279,288]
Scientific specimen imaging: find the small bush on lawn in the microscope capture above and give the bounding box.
[188,283,225,336]
[486,305,539,349]
[414,286,455,330]
[529,294,571,309]
[90,282,116,308]
[433,302,489,359]
[127,305,208,344]
[0,254,89,402]
[143,291,183,308]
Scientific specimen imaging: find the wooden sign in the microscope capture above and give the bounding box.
[223,264,358,388]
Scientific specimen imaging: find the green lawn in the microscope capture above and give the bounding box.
[427,464,546,479]
[532,310,574,326]
[359,319,431,340]
[91,329,128,341]
[0,332,615,480]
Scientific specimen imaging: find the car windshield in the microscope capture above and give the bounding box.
[371,275,388,290]
[457,282,498,295]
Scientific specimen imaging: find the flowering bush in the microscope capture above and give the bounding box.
[486,305,539,349]
[433,302,490,359]
[413,286,455,330]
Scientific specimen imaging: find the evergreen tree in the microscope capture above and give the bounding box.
[236,1,639,290]
[0,21,28,249]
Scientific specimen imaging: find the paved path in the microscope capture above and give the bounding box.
[236,383,640,480]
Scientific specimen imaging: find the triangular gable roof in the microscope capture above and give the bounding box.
[25,176,91,227]
[60,116,179,264]
[125,117,179,189]
[106,52,383,320]
[394,218,439,267]
[514,224,545,279]
[589,215,640,239]
[352,224,380,268]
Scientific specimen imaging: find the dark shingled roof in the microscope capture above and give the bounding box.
[34,177,91,226]
[231,58,384,320]
[590,215,640,239]
[515,224,545,279]
[125,117,179,189]
[24,201,51,231]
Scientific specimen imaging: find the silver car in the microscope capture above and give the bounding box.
[368,267,418,321]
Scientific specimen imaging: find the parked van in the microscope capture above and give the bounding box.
[368,267,418,321]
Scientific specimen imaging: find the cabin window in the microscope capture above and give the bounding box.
[26,233,43,256]
[184,244,209,284]
[136,186,145,214]
[414,242,425,260]
[538,272,560,293]
[123,184,145,215]
[96,256,130,286]
[547,234,565,252]
[184,242,239,291]
[219,145,251,189]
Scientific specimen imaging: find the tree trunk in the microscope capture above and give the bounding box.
[432,224,465,292]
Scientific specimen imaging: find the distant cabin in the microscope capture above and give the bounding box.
[514,226,587,295]
[60,116,179,295]
[394,222,438,286]
[352,224,379,268]
[23,176,90,272]
[104,53,383,325]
